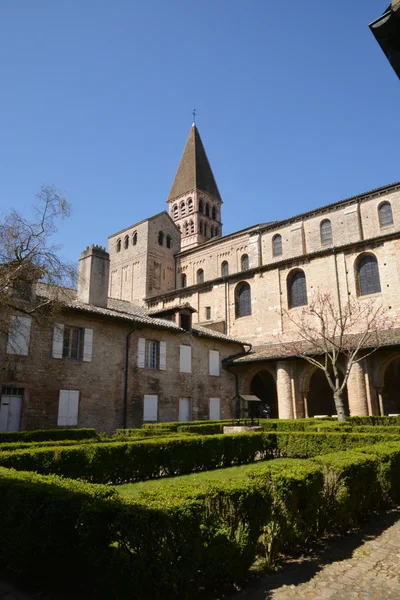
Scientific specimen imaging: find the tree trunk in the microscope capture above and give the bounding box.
[334,390,347,422]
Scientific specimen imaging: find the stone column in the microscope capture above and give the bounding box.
[347,362,368,416]
[277,361,294,419]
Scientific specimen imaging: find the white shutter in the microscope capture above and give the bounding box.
[7,316,32,356]
[209,350,220,376]
[52,324,64,359]
[209,398,221,420]
[83,328,93,362]
[137,338,145,368]
[159,341,167,370]
[143,395,158,422]
[57,390,70,426]
[57,390,79,427]
[179,398,191,422]
[179,345,192,373]
[67,391,79,426]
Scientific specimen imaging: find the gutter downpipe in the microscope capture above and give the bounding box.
[123,327,136,429]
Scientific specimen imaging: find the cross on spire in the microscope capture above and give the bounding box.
[192,108,196,124]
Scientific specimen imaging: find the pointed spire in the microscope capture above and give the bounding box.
[167,125,222,202]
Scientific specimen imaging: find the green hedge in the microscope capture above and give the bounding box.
[114,428,181,439]
[2,431,400,485]
[0,433,274,484]
[274,431,400,457]
[0,428,98,443]
[348,416,400,426]
[1,440,400,598]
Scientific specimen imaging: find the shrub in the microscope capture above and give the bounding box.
[311,451,381,530]
[348,416,400,426]
[0,433,275,484]
[0,428,98,443]
[177,423,225,435]
[353,442,400,503]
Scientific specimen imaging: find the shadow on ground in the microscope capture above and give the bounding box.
[221,507,400,600]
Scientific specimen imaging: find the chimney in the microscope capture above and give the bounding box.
[77,245,110,308]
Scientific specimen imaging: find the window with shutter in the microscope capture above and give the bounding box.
[7,316,32,356]
[357,255,381,296]
[288,270,308,308]
[143,395,158,422]
[272,235,282,257]
[235,282,252,318]
[378,202,394,228]
[145,340,159,369]
[209,398,221,420]
[179,345,192,373]
[137,338,146,368]
[209,350,220,376]
[63,327,84,360]
[57,390,79,427]
[320,219,333,244]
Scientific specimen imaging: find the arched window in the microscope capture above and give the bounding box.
[188,198,193,213]
[204,224,208,237]
[378,202,394,228]
[212,206,216,220]
[210,227,214,238]
[272,234,282,257]
[158,231,164,246]
[200,221,204,235]
[132,232,137,246]
[199,199,204,214]
[197,269,204,284]
[181,273,187,288]
[235,282,251,318]
[214,227,219,236]
[124,235,129,249]
[116,239,121,253]
[173,205,178,220]
[180,201,186,217]
[320,219,333,245]
[166,235,172,249]
[190,220,194,234]
[205,203,210,217]
[241,254,249,271]
[357,254,381,296]
[287,270,308,309]
[184,221,189,236]
[221,261,229,277]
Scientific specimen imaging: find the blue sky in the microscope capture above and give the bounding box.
[0,1,398,265]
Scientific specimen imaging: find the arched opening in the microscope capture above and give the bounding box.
[132,232,138,246]
[199,199,204,214]
[307,369,348,417]
[251,371,278,418]
[188,198,193,213]
[382,357,400,414]
[205,203,210,217]
[158,231,164,246]
[166,235,172,249]
[212,206,216,220]
[235,282,251,318]
[124,235,129,249]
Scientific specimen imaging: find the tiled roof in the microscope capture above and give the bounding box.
[167,124,222,202]
[36,283,245,343]
[225,328,400,364]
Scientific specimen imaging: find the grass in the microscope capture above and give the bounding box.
[116,458,291,498]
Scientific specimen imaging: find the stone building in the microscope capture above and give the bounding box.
[107,123,400,420]
[2,123,400,431]
[0,244,245,433]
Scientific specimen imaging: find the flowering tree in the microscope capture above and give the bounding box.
[281,292,392,421]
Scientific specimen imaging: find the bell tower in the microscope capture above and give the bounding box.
[167,123,223,249]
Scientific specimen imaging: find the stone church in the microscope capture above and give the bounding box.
[107,123,400,420]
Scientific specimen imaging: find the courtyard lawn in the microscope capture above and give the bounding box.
[116,457,290,498]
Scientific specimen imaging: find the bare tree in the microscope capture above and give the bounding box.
[281,292,392,421]
[0,185,75,342]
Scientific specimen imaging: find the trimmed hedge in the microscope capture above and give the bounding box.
[274,431,400,457]
[0,433,274,484]
[0,428,98,443]
[1,438,400,598]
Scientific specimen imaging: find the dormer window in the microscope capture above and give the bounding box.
[180,311,192,332]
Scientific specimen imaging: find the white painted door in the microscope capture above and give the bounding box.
[179,398,191,422]
[0,392,23,432]
[209,397,221,420]
[143,395,158,422]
